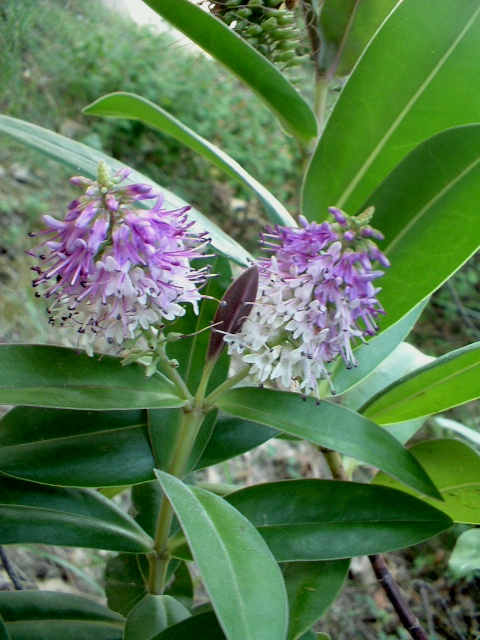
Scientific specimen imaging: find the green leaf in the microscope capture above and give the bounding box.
[195,413,278,469]
[0,614,11,640]
[283,560,349,640]
[217,387,441,499]
[361,342,480,424]
[155,610,226,640]
[0,591,124,640]
[448,528,480,579]
[155,470,288,640]
[124,595,190,640]
[303,0,480,216]
[105,554,148,617]
[320,0,400,76]
[329,299,428,396]
[342,342,434,412]
[362,125,480,329]
[373,439,480,524]
[84,93,294,226]
[0,476,153,553]
[0,345,184,410]
[0,115,251,266]
[227,480,452,561]
[0,407,155,486]
[141,0,317,143]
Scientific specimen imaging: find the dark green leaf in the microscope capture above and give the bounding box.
[217,387,441,499]
[155,471,288,640]
[155,610,226,640]
[0,115,251,266]
[227,480,452,561]
[195,412,278,469]
[0,407,155,486]
[0,614,11,640]
[362,342,480,423]
[0,345,184,410]
[363,125,480,329]
[303,0,480,216]
[124,595,190,640]
[283,560,349,640]
[141,0,317,143]
[374,439,480,524]
[105,554,147,617]
[0,591,124,640]
[0,476,153,553]
[84,93,294,226]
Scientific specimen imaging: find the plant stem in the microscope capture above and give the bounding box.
[369,554,429,640]
[204,365,251,407]
[321,449,430,640]
[148,363,214,594]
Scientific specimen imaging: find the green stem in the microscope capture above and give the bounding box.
[313,74,329,133]
[148,361,215,594]
[155,342,193,403]
[204,365,251,407]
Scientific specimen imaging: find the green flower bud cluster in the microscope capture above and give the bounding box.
[206,0,306,71]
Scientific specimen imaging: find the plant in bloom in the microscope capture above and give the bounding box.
[223,207,390,395]
[29,161,209,354]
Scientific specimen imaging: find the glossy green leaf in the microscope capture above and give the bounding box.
[124,595,190,640]
[283,560,349,640]
[217,387,441,499]
[362,125,480,329]
[0,476,153,553]
[0,591,124,640]
[105,554,148,617]
[84,93,294,226]
[320,0,399,76]
[155,470,288,640]
[342,342,434,412]
[142,0,317,143]
[0,115,251,265]
[329,299,428,396]
[227,480,452,561]
[303,0,480,216]
[448,528,480,579]
[155,611,226,640]
[374,439,480,524]
[195,412,278,469]
[0,407,155,486]
[0,615,10,640]
[0,345,184,410]
[362,342,480,424]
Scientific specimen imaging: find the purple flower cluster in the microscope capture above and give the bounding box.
[224,207,389,395]
[29,162,208,354]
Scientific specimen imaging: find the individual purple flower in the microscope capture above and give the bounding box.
[29,161,209,354]
[223,207,389,395]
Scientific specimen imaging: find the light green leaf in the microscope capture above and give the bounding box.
[362,125,480,329]
[362,342,480,424]
[155,470,288,640]
[227,480,452,561]
[217,387,441,499]
[283,560,349,640]
[0,407,155,486]
[330,300,428,397]
[0,476,153,553]
[0,591,124,640]
[0,115,251,265]
[0,344,184,410]
[84,93,294,227]
[303,0,480,216]
[124,595,190,640]
[142,0,317,143]
[374,439,480,524]
[448,529,480,579]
